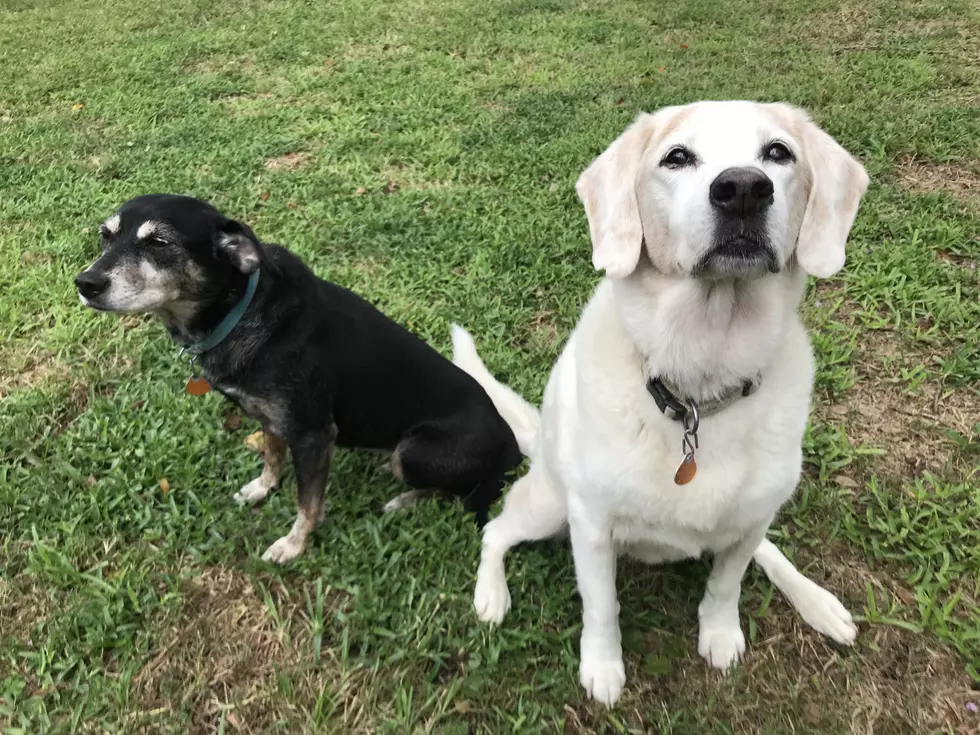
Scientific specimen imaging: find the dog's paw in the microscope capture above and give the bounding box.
[473,564,511,624]
[261,535,304,564]
[795,582,858,645]
[579,657,626,706]
[697,623,746,671]
[233,477,272,506]
[383,490,430,513]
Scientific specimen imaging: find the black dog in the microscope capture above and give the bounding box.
[75,194,521,563]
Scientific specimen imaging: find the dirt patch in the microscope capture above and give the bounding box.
[265,151,309,172]
[817,329,979,481]
[132,567,367,734]
[0,576,54,646]
[0,348,70,398]
[896,156,980,205]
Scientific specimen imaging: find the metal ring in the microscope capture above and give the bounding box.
[683,401,700,435]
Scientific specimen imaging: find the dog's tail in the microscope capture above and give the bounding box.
[451,324,540,456]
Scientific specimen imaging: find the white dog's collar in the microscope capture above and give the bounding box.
[646,375,761,422]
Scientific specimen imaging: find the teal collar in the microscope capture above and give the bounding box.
[183,269,260,357]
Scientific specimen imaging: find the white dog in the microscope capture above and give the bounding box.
[451,101,869,706]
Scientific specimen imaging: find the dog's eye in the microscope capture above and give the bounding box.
[661,146,696,169]
[763,141,794,164]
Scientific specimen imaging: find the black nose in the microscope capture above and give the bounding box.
[75,271,109,299]
[709,167,774,217]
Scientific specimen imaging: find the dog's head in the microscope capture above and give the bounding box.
[75,194,266,317]
[576,101,869,281]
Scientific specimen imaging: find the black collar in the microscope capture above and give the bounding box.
[646,375,758,422]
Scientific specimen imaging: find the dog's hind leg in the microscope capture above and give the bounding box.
[234,430,287,506]
[752,539,857,645]
[261,427,335,565]
[474,463,566,624]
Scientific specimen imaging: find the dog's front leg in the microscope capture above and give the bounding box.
[569,496,625,706]
[261,427,335,564]
[234,430,287,505]
[698,523,770,671]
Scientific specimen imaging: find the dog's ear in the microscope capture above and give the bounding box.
[794,111,869,278]
[576,112,660,278]
[213,219,263,274]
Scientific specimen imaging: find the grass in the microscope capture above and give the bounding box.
[1,0,978,731]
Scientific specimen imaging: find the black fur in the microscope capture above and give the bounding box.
[76,194,521,558]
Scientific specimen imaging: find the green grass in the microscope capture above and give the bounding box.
[1,0,979,732]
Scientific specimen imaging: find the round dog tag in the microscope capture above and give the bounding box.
[185,376,211,396]
[674,454,697,485]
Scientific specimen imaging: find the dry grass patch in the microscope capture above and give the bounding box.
[0,348,70,398]
[819,329,979,480]
[265,151,310,172]
[803,3,881,46]
[0,576,54,648]
[132,567,370,734]
[569,549,978,734]
[896,155,980,206]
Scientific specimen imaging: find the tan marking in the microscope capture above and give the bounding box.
[389,447,405,482]
[261,431,287,486]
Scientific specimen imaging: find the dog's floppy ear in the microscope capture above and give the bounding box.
[214,219,264,274]
[794,112,869,278]
[576,112,659,278]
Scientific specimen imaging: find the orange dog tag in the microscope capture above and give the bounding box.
[185,376,211,396]
[674,454,697,485]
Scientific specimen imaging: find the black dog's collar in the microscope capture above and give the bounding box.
[646,375,759,422]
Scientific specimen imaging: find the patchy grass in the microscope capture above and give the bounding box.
[1,0,979,733]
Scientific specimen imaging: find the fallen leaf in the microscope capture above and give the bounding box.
[385,180,398,193]
[244,430,265,454]
[894,586,916,606]
[679,43,689,49]
[85,476,97,487]
[355,187,367,195]
[833,475,859,489]
[260,191,270,201]
[616,97,625,105]
[159,478,170,493]
[287,200,297,208]
[71,103,84,111]
[226,711,243,731]
[130,400,146,410]
[223,411,243,432]
[658,66,666,72]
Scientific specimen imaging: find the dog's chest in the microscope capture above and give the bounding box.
[217,384,287,436]
[568,407,802,555]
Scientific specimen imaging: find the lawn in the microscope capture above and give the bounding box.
[1,0,978,732]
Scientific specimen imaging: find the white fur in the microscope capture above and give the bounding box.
[102,214,121,235]
[455,101,867,706]
[233,476,274,505]
[262,510,314,564]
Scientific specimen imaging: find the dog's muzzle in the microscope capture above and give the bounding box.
[695,166,779,278]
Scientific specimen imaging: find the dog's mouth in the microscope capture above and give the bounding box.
[692,232,779,279]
